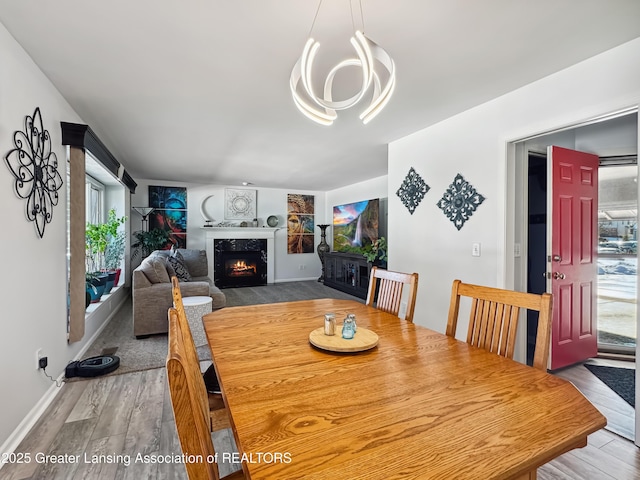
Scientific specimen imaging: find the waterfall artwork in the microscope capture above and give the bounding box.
[333,199,379,253]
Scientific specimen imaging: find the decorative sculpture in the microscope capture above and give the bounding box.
[437,173,486,230]
[396,167,430,215]
[4,107,63,238]
[316,224,331,282]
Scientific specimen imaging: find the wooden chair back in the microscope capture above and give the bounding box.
[171,277,230,432]
[365,266,419,322]
[446,279,553,371]
[167,307,221,480]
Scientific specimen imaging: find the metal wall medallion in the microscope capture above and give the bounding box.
[4,107,63,238]
[396,167,430,215]
[436,173,485,230]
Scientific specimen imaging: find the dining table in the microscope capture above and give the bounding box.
[203,298,606,480]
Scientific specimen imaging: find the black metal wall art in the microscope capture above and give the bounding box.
[437,173,485,230]
[4,107,63,238]
[396,167,430,215]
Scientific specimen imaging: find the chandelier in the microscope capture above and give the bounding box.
[290,0,396,126]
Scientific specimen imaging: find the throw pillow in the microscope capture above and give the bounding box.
[164,258,176,279]
[140,256,171,284]
[167,255,192,282]
[173,248,185,263]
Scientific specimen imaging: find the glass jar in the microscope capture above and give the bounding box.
[324,313,336,336]
[342,317,355,339]
[347,313,357,332]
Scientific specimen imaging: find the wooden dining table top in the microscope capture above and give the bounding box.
[203,298,606,480]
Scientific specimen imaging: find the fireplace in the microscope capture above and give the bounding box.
[219,250,265,287]
[213,238,268,288]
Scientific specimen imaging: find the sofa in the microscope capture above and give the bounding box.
[132,248,226,338]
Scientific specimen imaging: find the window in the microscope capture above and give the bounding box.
[86,175,105,225]
[62,122,136,343]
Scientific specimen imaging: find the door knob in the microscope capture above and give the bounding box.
[552,254,561,262]
[553,272,566,280]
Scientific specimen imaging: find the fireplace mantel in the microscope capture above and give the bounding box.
[203,228,279,284]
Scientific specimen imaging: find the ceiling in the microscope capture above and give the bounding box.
[1,1,640,191]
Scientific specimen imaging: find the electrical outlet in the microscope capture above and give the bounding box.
[36,348,44,370]
[472,243,481,257]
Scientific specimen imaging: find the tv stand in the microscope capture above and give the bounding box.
[323,252,370,299]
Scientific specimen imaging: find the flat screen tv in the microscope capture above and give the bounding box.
[333,198,379,253]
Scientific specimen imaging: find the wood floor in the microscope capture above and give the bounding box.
[0,367,239,480]
[2,286,639,479]
[4,360,638,479]
[554,358,635,441]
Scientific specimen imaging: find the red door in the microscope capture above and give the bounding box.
[548,146,599,370]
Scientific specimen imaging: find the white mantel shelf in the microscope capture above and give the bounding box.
[203,227,279,284]
[201,227,281,235]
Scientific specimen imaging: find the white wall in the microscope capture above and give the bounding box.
[388,38,640,345]
[131,180,327,282]
[0,22,126,454]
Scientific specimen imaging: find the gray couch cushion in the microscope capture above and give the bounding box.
[177,248,208,277]
[139,256,170,284]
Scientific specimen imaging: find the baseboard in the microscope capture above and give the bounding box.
[0,369,65,469]
[0,293,129,463]
[275,277,320,283]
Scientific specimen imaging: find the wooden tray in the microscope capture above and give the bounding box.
[309,326,379,353]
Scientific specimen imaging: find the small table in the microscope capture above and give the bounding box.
[180,296,212,348]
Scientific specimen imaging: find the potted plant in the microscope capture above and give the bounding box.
[362,237,388,268]
[86,208,127,294]
[131,228,171,260]
[86,271,104,304]
[105,231,126,287]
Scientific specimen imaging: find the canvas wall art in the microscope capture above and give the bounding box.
[225,188,257,220]
[287,193,315,254]
[332,199,379,253]
[149,185,188,248]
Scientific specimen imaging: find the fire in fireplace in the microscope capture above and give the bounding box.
[218,250,266,287]
[226,258,257,277]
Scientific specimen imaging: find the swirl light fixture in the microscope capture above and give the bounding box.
[290,0,395,126]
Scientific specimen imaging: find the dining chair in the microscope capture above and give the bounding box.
[365,266,419,322]
[170,277,230,432]
[167,309,245,480]
[446,279,553,371]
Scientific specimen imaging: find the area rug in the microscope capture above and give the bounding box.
[584,364,635,408]
[66,297,211,381]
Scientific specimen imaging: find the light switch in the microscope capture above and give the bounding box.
[472,243,481,257]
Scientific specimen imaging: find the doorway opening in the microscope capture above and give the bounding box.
[597,159,637,355]
[515,109,638,444]
[526,153,638,360]
[526,152,548,366]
